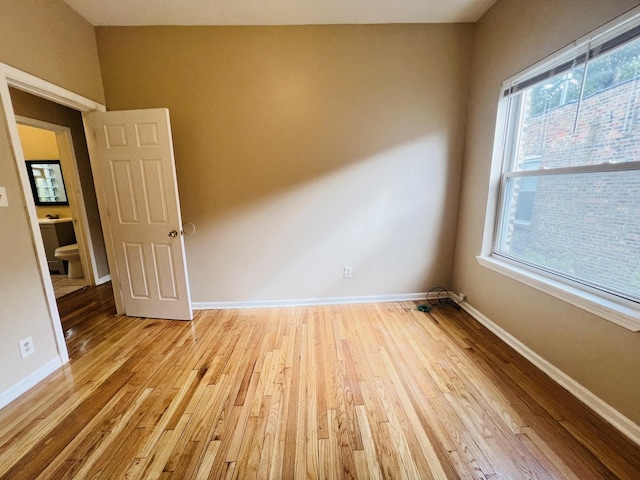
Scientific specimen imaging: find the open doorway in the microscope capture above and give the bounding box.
[1,65,192,368]
[0,62,114,384]
[15,122,88,299]
[5,87,113,349]
[9,87,111,289]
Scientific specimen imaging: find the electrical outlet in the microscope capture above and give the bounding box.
[19,337,34,358]
[343,266,352,279]
[459,292,467,302]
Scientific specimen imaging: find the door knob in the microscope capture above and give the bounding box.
[168,230,178,238]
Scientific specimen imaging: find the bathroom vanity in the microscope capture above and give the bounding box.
[38,218,76,274]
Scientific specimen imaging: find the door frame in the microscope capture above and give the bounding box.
[0,62,116,363]
[15,116,99,287]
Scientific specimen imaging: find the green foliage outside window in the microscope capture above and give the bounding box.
[530,39,640,116]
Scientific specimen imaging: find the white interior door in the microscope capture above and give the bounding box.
[86,108,192,320]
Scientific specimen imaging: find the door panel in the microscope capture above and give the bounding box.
[140,159,169,223]
[111,160,138,223]
[87,109,192,320]
[124,242,149,298]
[153,243,178,299]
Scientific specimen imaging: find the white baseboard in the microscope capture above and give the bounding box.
[96,274,111,286]
[0,357,62,410]
[193,292,428,310]
[458,299,640,447]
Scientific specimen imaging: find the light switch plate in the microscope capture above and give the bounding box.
[0,187,7,207]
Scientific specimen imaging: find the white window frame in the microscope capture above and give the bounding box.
[510,155,540,226]
[478,8,640,332]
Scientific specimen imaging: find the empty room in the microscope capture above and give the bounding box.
[1,0,639,478]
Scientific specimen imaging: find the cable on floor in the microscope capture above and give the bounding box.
[407,286,461,313]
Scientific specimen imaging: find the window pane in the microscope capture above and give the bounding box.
[498,170,640,300]
[514,190,535,223]
[515,37,640,171]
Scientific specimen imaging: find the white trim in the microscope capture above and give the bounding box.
[193,292,428,310]
[477,255,640,331]
[54,128,97,285]
[2,62,105,113]
[481,9,640,332]
[96,273,111,286]
[455,296,640,447]
[0,357,62,410]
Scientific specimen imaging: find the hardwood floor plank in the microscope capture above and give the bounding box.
[559,419,640,480]
[268,367,290,480]
[1,285,639,479]
[324,409,341,480]
[376,347,448,479]
[354,405,383,480]
[231,415,258,480]
[372,418,409,479]
[256,384,281,478]
[137,413,193,479]
[2,359,136,479]
[0,357,127,466]
[193,440,221,480]
[517,427,581,480]
[225,372,261,462]
[206,402,242,479]
[426,394,496,477]
[319,310,339,417]
[314,326,330,440]
[245,394,272,479]
[305,319,320,479]
[38,386,153,479]
[282,322,302,479]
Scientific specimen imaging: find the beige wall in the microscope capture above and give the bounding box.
[0,0,104,103]
[17,124,72,219]
[0,1,104,401]
[452,0,640,424]
[96,24,474,302]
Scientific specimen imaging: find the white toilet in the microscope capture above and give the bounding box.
[54,243,83,279]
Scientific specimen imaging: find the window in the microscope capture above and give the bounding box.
[481,13,640,330]
[26,160,69,206]
[511,155,540,225]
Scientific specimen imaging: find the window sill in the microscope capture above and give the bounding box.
[476,255,640,332]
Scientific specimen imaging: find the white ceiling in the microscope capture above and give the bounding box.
[63,0,498,26]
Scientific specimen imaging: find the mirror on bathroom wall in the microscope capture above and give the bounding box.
[25,160,69,206]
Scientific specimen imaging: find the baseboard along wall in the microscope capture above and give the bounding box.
[0,357,62,410]
[192,292,429,310]
[456,297,640,448]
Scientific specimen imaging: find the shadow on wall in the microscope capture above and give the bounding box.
[195,134,459,301]
[96,25,472,301]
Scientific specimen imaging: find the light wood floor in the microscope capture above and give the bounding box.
[1,285,639,479]
[50,273,87,299]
